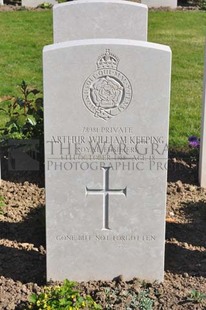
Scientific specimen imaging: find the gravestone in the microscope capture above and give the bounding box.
[0,0,3,5]
[141,0,177,8]
[22,0,57,8]
[53,0,148,43]
[44,39,171,282]
[199,46,206,187]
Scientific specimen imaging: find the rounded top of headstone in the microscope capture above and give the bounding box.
[53,0,148,43]
[54,0,148,9]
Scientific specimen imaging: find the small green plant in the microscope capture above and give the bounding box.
[0,196,5,215]
[138,289,153,310]
[188,289,206,304]
[28,279,102,310]
[104,285,153,310]
[126,289,154,310]
[0,81,43,142]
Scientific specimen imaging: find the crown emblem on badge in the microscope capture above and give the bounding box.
[82,49,132,121]
[97,49,119,70]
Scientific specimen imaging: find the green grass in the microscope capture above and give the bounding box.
[148,11,206,148]
[0,10,205,148]
[0,10,52,95]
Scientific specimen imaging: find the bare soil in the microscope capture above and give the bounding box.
[0,151,206,309]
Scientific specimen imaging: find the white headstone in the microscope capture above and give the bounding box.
[0,0,4,5]
[44,39,171,282]
[22,0,57,8]
[53,0,148,43]
[141,0,177,8]
[199,46,206,187]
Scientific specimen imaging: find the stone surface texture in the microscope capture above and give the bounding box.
[53,0,148,43]
[44,38,171,282]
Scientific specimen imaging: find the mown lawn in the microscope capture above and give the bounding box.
[148,10,206,148]
[0,10,52,96]
[0,9,205,148]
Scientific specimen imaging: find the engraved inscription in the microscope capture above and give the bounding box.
[85,167,127,230]
[82,49,132,121]
[55,234,157,242]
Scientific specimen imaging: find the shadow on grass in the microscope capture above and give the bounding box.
[167,201,206,246]
[165,200,206,277]
[1,157,45,187]
[0,204,46,284]
[165,243,206,277]
[167,149,199,184]
[0,204,46,247]
[0,245,46,285]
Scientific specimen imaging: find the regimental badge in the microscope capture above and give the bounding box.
[82,49,132,121]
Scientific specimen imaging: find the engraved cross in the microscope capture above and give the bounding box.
[85,167,127,230]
